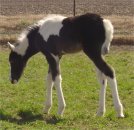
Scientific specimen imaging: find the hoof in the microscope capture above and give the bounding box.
[96,111,105,117]
[117,114,125,118]
[57,104,66,116]
[43,107,51,115]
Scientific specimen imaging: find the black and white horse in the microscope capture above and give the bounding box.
[8,13,124,117]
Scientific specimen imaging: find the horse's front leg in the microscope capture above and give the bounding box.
[44,71,54,114]
[46,53,66,116]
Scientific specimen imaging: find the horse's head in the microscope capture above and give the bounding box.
[8,42,26,84]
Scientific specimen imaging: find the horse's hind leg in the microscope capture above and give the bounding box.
[96,67,107,116]
[107,76,124,117]
[83,47,124,117]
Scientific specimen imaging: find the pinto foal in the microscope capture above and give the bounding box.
[8,13,124,117]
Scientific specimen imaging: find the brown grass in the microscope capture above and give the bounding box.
[0,15,44,45]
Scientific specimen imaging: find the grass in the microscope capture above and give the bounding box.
[0,48,134,130]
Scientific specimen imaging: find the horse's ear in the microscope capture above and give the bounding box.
[7,42,15,51]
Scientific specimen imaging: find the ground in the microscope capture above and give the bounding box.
[0,0,133,16]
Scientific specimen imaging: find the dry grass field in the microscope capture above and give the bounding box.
[0,0,134,48]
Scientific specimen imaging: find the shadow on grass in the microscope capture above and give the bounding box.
[0,110,63,125]
[44,115,64,125]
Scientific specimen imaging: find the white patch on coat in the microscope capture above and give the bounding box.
[39,15,66,41]
[14,30,29,56]
[102,19,114,55]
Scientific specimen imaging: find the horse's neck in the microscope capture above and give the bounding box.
[23,45,39,62]
[22,29,40,61]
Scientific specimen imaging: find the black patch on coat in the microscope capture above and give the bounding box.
[24,25,40,61]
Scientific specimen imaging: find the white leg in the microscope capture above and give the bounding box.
[96,68,107,116]
[44,72,54,114]
[107,76,124,117]
[54,74,66,116]
[50,53,66,115]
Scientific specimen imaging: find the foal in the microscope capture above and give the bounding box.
[8,13,124,117]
